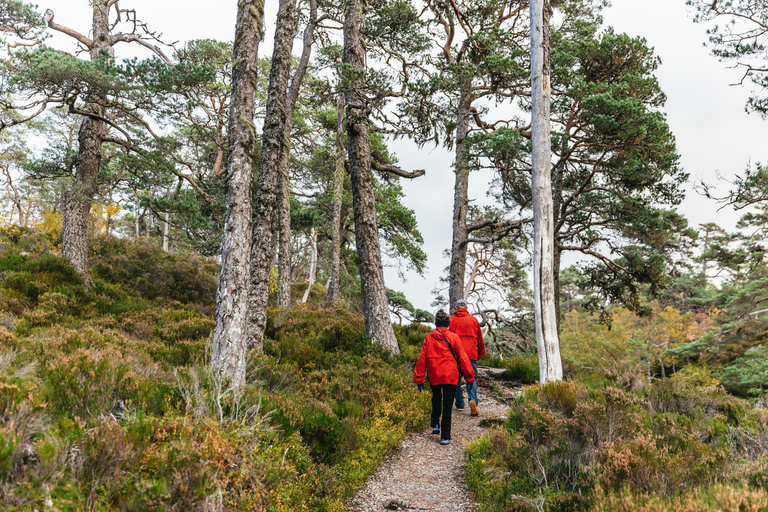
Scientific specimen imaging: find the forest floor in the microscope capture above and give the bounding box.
[348,371,521,512]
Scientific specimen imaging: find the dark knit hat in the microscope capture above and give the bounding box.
[435,309,450,328]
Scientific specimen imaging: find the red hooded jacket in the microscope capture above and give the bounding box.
[414,328,475,386]
[449,309,485,360]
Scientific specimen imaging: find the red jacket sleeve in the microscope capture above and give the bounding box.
[413,338,427,384]
[477,321,485,360]
[453,333,476,383]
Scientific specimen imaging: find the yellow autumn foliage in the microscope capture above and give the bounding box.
[561,302,714,388]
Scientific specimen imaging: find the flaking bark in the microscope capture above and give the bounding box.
[277,0,319,308]
[211,0,264,386]
[301,226,317,303]
[59,0,113,288]
[247,0,300,350]
[343,0,399,353]
[325,94,346,304]
[448,84,473,310]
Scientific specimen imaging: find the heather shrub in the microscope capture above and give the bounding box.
[591,484,768,512]
[43,347,173,419]
[0,234,436,510]
[0,326,17,348]
[156,309,214,342]
[120,309,163,339]
[0,351,46,486]
[21,291,72,327]
[90,237,217,307]
[466,380,768,512]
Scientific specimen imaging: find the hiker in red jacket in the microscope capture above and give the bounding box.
[413,309,475,445]
[450,299,485,416]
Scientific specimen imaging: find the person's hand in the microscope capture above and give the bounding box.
[417,383,424,392]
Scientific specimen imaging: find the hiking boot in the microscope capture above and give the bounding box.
[431,425,440,435]
[440,438,451,445]
[469,400,478,416]
[455,404,464,411]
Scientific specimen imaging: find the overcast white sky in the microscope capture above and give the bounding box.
[45,0,767,313]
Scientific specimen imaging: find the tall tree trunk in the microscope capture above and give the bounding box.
[326,94,346,304]
[552,159,565,330]
[530,0,562,383]
[162,211,170,252]
[247,0,299,350]
[343,0,399,353]
[276,0,318,308]
[276,176,292,307]
[448,83,473,311]
[134,203,140,239]
[302,226,317,303]
[211,0,264,386]
[553,243,562,326]
[145,208,152,240]
[60,0,112,288]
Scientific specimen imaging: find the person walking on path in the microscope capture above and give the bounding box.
[450,299,485,416]
[413,309,476,445]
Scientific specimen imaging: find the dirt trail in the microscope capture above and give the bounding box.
[348,372,520,512]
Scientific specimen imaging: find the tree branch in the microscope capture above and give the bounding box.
[371,159,425,179]
[111,32,172,62]
[44,9,92,49]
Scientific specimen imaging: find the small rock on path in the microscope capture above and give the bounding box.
[348,375,520,512]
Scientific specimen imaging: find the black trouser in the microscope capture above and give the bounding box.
[431,383,457,440]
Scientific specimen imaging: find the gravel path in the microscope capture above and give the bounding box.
[348,373,520,512]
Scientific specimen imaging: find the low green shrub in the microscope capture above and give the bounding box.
[0,233,440,510]
[481,352,540,384]
[466,380,768,512]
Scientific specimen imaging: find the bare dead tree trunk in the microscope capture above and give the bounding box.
[448,83,473,310]
[530,0,562,383]
[247,0,299,350]
[463,249,480,300]
[325,94,345,304]
[211,0,264,386]
[301,226,317,303]
[276,0,318,308]
[343,0,399,353]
